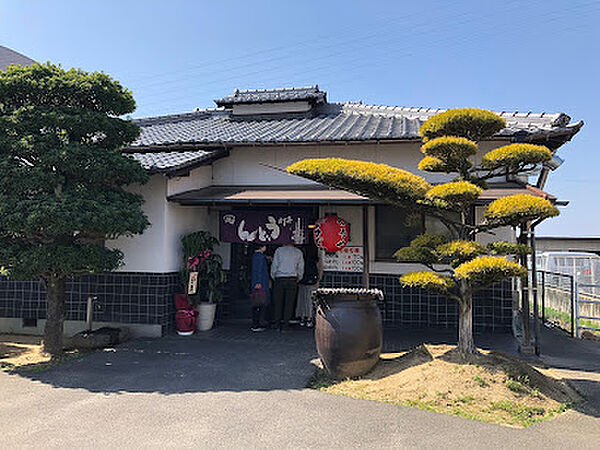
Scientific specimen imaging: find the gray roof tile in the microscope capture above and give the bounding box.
[129,149,227,173]
[132,101,580,149]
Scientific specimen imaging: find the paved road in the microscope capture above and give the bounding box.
[1,325,598,449]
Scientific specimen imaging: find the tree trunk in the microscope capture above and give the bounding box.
[457,282,476,356]
[43,274,66,355]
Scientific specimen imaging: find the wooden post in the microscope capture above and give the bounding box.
[362,204,370,288]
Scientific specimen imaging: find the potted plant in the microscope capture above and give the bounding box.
[312,288,383,379]
[181,231,227,331]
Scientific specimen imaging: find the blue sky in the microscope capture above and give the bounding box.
[1,0,599,236]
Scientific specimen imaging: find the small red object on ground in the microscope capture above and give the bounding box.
[174,294,199,334]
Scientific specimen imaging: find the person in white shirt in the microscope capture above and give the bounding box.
[270,243,304,331]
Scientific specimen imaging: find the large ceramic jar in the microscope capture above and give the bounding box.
[314,288,383,379]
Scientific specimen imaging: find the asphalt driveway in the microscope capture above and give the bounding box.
[1,325,599,449]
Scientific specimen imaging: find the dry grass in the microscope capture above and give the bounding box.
[310,344,582,428]
[0,334,85,372]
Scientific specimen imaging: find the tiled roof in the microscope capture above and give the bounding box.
[215,85,326,106]
[132,101,582,149]
[0,46,36,71]
[129,149,228,173]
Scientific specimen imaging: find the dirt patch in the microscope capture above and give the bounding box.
[0,334,85,372]
[311,344,582,428]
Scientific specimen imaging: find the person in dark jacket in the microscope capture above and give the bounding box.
[250,244,270,331]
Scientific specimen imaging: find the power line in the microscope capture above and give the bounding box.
[129,0,526,91]
[132,1,599,115]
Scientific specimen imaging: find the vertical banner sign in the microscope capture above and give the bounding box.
[188,272,198,295]
[219,210,309,245]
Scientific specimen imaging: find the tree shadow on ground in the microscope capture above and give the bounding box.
[11,329,319,394]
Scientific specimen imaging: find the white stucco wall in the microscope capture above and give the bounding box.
[114,140,517,273]
[107,175,211,272]
[167,165,213,197]
[211,141,508,187]
[107,176,170,272]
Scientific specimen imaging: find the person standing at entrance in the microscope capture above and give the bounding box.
[296,246,323,328]
[271,243,304,331]
[250,245,269,332]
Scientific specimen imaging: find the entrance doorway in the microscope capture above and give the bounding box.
[226,206,319,320]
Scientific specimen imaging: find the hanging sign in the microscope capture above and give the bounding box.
[313,215,350,252]
[219,209,309,245]
[188,272,198,295]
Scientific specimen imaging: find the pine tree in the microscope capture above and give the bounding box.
[287,109,558,357]
[0,63,149,355]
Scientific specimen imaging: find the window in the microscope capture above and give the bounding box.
[375,205,423,260]
[374,205,457,261]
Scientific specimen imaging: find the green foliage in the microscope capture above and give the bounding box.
[418,156,455,173]
[473,375,488,387]
[411,233,450,249]
[0,63,148,280]
[481,144,552,170]
[437,241,487,267]
[426,181,482,210]
[0,63,135,114]
[484,194,559,227]
[454,256,527,286]
[0,242,122,280]
[394,233,448,266]
[400,271,456,294]
[506,379,529,394]
[487,241,532,257]
[420,136,477,173]
[421,136,478,159]
[181,231,226,304]
[287,158,431,204]
[181,230,220,253]
[419,108,506,142]
[489,401,549,427]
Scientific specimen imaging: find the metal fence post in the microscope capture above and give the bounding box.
[541,271,546,323]
[574,280,580,338]
[570,276,575,338]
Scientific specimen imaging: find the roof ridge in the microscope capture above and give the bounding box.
[336,102,568,122]
[233,85,319,95]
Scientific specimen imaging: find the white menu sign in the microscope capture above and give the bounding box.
[322,246,364,273]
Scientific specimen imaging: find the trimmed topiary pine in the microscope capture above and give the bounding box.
[0,63,149,355]
[287,107,560,357]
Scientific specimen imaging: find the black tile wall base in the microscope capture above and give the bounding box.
[0,270,514,334]
[0,272,181,335]
[320,271,514,332]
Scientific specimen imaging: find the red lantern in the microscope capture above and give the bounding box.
[313,215,349,252]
